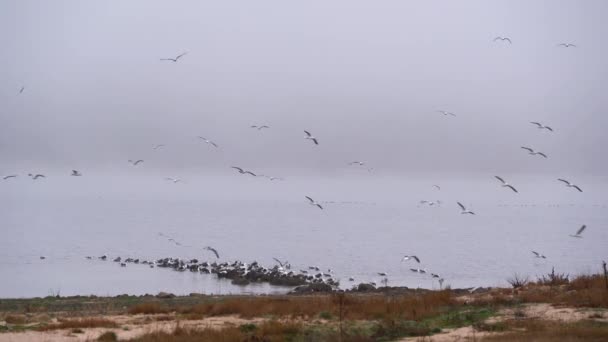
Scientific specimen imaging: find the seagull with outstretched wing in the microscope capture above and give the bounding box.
[305,196,323,210]
[160,52,188,62]
[570,225,586,238]
[495,176,518,193]
[557,178,583,192]
[521,146,548,158]
[204,246,220,258]
[494,36,512,44]
[530,122,553,132]
[198,136,218,148]
[304,130,319,145]
[457,202,475,215]
[401,255,420,263]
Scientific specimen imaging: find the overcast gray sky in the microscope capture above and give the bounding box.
[1,0,607,177]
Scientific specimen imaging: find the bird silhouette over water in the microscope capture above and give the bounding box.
[493,36,512,44]
[304,130,319,145]
[457,202,475,215]
[305,196,323,210]
[557,179,583,192]
[494,176,518,193]
[570,225,587,238]
[160,52,188,62]
[204,246,220,259]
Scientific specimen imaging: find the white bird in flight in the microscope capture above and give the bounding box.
[532,251,547,259]
[530,122,553,132]
[19,86,25,94]
[304,130,319,145]
[401,255,420,263]
[494,176,518,193]
[153,144,165,150]
[521,146,548,158]
[437,110,456,117]
[570,225,586,238]
[305,196,323,210]
[3,175,17,180]
[160,52,188,62]
[231,166,257,176]
[557,179,583,192]
[204,246,220,258]
[71,170,82,177]
[165,177,181,183]
[28,173,45,180]
[433,185,441,190]
[349,161,365,166]
[558,43,576,48]
[457,202,475,215]
[128,159,144,166]
[251,125,270,130]
[198,137,218,148]
[493,36,512,43]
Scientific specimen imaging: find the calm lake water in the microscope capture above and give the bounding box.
[1,173,606,298]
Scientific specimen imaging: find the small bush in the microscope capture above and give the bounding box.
[507,274,529,289]
[128,302,169,315]
[97,331,118,341]
[239,323,257,333]
[38,318,118,331]
[536,268,569,286]
[4,314,27,324]
[319,311,333,319]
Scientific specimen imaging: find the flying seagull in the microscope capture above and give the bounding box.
[457,202,475,215]
[401,255,420,263]
[433,185,441,190]
[521,146,548,158]
[305,196,323,210]
[494,176,518,193]
[160,52,188,62]
[19,86,25,94]
[349,161,365,166]
[204,246,220,258]
[530,122,553,131]
[231,166,257,176]
[273,258,289,268]
[264,176,284,181]
[71,170,82,177]
[28,174,45,180]
[128,159,144,166]
[165,177,181,183]
[3,175,17,180]
[557,179,583,192]
[558,43,576,48]
[437,110,456,117]
[251,125,270,130]
[198,136,218,148]
[304,130,319,145]
[532,251,547,259]
[153,144,165,150]
[493,36,512,43]
[570,225,586,238]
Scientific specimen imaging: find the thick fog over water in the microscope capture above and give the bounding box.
[1,1,607,297]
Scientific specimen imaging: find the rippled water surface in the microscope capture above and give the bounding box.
[1,174,606,298]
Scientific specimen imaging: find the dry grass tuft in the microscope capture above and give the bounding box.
[481,319,608,341]
[97,331,118,341]
[38,317,118,331]
[126,321,300,342]
[4,314,27,324]
[177,290,453,321]
[128,302,170,315]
